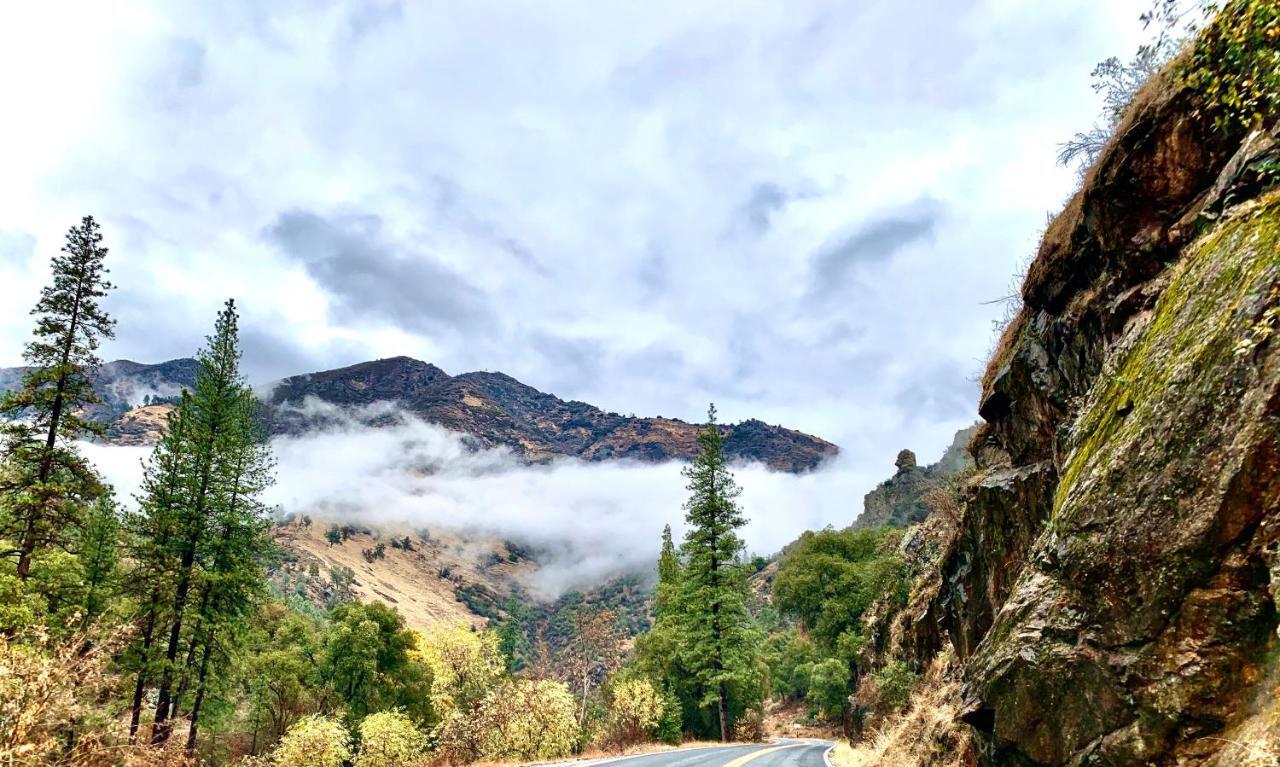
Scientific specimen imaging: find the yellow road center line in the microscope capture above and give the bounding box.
[719,743,804,767]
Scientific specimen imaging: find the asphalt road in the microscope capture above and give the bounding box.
[586,739,834,767]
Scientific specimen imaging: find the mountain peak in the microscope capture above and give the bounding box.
[3,356,838,472]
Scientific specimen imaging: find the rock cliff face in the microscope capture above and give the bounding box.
[854,426,976,529]
[926,51,1280,767]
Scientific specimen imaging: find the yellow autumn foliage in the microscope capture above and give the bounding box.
[272,715,351,767]
[413,621,505,715]
[354,710,426,767]
[436,679,580,764]
[605,678,665,748]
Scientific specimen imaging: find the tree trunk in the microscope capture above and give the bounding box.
[20,275,83,581]
[128,593,162,742]
[173,593,211,719]
[151,541,198,744]
[151,430,220,744]
[710,539,728,741]
[185,634,215,754]
[17,369,64,578]
[718,681,730,742]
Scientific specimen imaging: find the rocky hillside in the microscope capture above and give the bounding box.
[853,425,976,529]
[0,355,837,471]
[260,356,837,471]
[267,516,653,658]
[0,358,198,434]
[269,519,534,628]
[861,17,1280,766]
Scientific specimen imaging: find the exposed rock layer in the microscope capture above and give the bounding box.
[929,63,1280,766]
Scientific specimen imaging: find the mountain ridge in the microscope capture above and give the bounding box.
[1,355,838,472]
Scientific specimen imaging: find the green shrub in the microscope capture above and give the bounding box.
[872,660,918,711]
[354,710,426,767]
[805,657,851,719]
[1186,0,1280,131]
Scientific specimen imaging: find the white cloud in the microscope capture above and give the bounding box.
[4,0,1153,522]
[82,405,882,596]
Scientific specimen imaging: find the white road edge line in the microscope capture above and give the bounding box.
[821,743,835,767]
[552,741,774,767]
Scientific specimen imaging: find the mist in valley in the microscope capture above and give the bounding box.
[82,398,880,596]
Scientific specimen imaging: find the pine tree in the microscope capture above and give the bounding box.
[654,524,680,619]
[675,404,758,741]
[181,386,275,752]
[122,299,275,749]
[123,404,189,741]
[632,524,693,739]
[0,216,115,580]
[72,497,121,629]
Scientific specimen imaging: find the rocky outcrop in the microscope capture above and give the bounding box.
[107,403,178,446]
[854,425,977,529]
[928,46,1280,767]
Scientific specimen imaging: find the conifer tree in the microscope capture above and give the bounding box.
[675,404,758,741]
[123,405,190,740]
[654,524,680,619]
[0,216,115,580]
[633,524,693,738]
[72,497,121,629]
[181,388,275,752]
[122,299,275,748]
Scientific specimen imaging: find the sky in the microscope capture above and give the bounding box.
[0,1,1152,581]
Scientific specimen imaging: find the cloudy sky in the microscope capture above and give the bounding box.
[1,0,1148,481]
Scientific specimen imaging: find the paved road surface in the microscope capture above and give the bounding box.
[585,739,833,767]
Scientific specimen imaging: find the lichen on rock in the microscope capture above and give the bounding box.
[962,197,1280,765]
[912,7,1280,763]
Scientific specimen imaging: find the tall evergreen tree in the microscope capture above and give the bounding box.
[72,497,122,629]
[675,404,758,741]
[633,524,694,739]
[181,389,275,752]
[0,216,115,580]
[122,299,275,749]
[123,405,189,741]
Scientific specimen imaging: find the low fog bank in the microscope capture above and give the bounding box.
[81,403,880,595]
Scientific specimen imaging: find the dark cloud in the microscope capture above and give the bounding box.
[103,287,361,383]
[737,183,789,236]
[105,287,209,364]
[418,176,548,275]
[810,201,941,298]
[0,231,36,266]
[346,0,404,43]
[527,332,606,389]
[892,360,979,425]
[265,210,494,336]
[238,326,367,384]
